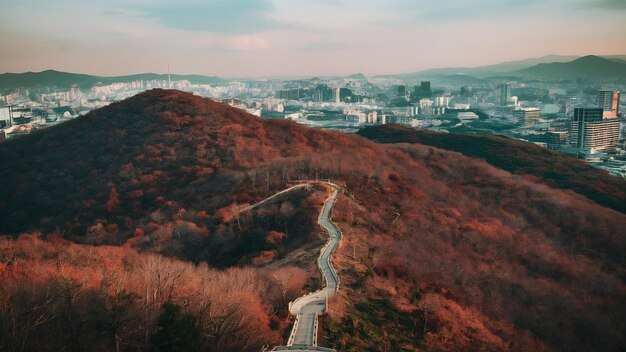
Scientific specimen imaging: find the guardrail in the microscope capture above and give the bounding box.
[319,185,342,293]
[312,313,319,347]
[239,184,311,213]
[274,182,342,352]
[326,220,342,292]
[273,346,336,352]
[286,314,301,346]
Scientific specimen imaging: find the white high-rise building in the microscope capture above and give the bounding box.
[333,87,341,104]
[69,85,82,101]
[0,105,12,128]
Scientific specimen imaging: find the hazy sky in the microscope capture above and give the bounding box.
[1,0,625,77]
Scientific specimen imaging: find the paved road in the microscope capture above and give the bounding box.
[255,181,341,352]
[281,183,341,351]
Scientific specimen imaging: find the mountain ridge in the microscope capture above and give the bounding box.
[0,70,225,90]
[381,54,579,79]
[516,55,626,80]
[4,54,626,87]
[375,54,626,80]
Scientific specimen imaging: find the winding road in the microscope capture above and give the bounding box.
[271,182,341,352]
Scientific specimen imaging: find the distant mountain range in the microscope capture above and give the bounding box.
[383,55,579,79]
[2,54,626,90]
[516,55,626,80]
[382,55,626,81]
[0,69,226,90]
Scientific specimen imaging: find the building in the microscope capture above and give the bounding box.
[420,81,431,97]
[546,131,569,147]
[499,83,512,105]
[597,90,620,118]
[397,85,407,98]
[390,106,417,117]
[333,87,341,104]
[69,85,82,101]
[460,85,473,97]
[458,112,479,121]
[418,98,433,115]
[367,111,378,124]
[276,88,302,100]
[0,105,12,128]
[512,107,541,127]
[568,107,620,151]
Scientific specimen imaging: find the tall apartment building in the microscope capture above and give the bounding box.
[397,85,407,98]
[597,90,620,118]
[0,105,12,128]
[569,107,620,151]
[499,83,511,105]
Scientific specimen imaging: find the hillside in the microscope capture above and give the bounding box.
[516,55,626,80]
[377,55,626,81]
[1,90,625,351]
[0,70,225,90]
[357,124,626,214]
[379,55,579,80]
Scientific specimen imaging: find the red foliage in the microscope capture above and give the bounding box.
[0,90,624,351]
[265,230,286,246]
[0,235,298,351]
[105,187,120,213]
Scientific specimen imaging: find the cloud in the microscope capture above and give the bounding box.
[387,0,547,22]
[1,0,625,77]
[128,0,284,34]
[298,42,348,52]
[582,0,626,9]
[227,35,271,50]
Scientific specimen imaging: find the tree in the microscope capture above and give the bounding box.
[279,202,295,235]
[106,187,120,213]
[265,231,286,251]
[149,302,204,352]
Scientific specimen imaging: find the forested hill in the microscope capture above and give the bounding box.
[1,89,625,351]
[358,124,626,214]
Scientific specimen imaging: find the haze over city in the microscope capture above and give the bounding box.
[1,0,626,77]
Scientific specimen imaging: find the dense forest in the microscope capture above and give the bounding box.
[358,124,626,213]
[1,90,625,351]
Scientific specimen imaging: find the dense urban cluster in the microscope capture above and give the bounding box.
[1,59,625,178]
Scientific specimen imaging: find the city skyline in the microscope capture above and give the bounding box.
[1,0,626,77]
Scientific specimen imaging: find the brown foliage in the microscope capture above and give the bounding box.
[0,234,309,351]
[105,187,120,213]
[0,90,624,351]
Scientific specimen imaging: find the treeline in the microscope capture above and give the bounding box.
[0,234,312,352]
[357,124,626,213]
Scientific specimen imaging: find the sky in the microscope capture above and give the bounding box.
[0,0,625,77]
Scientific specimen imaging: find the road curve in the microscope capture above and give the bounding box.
[273,182,341,352]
